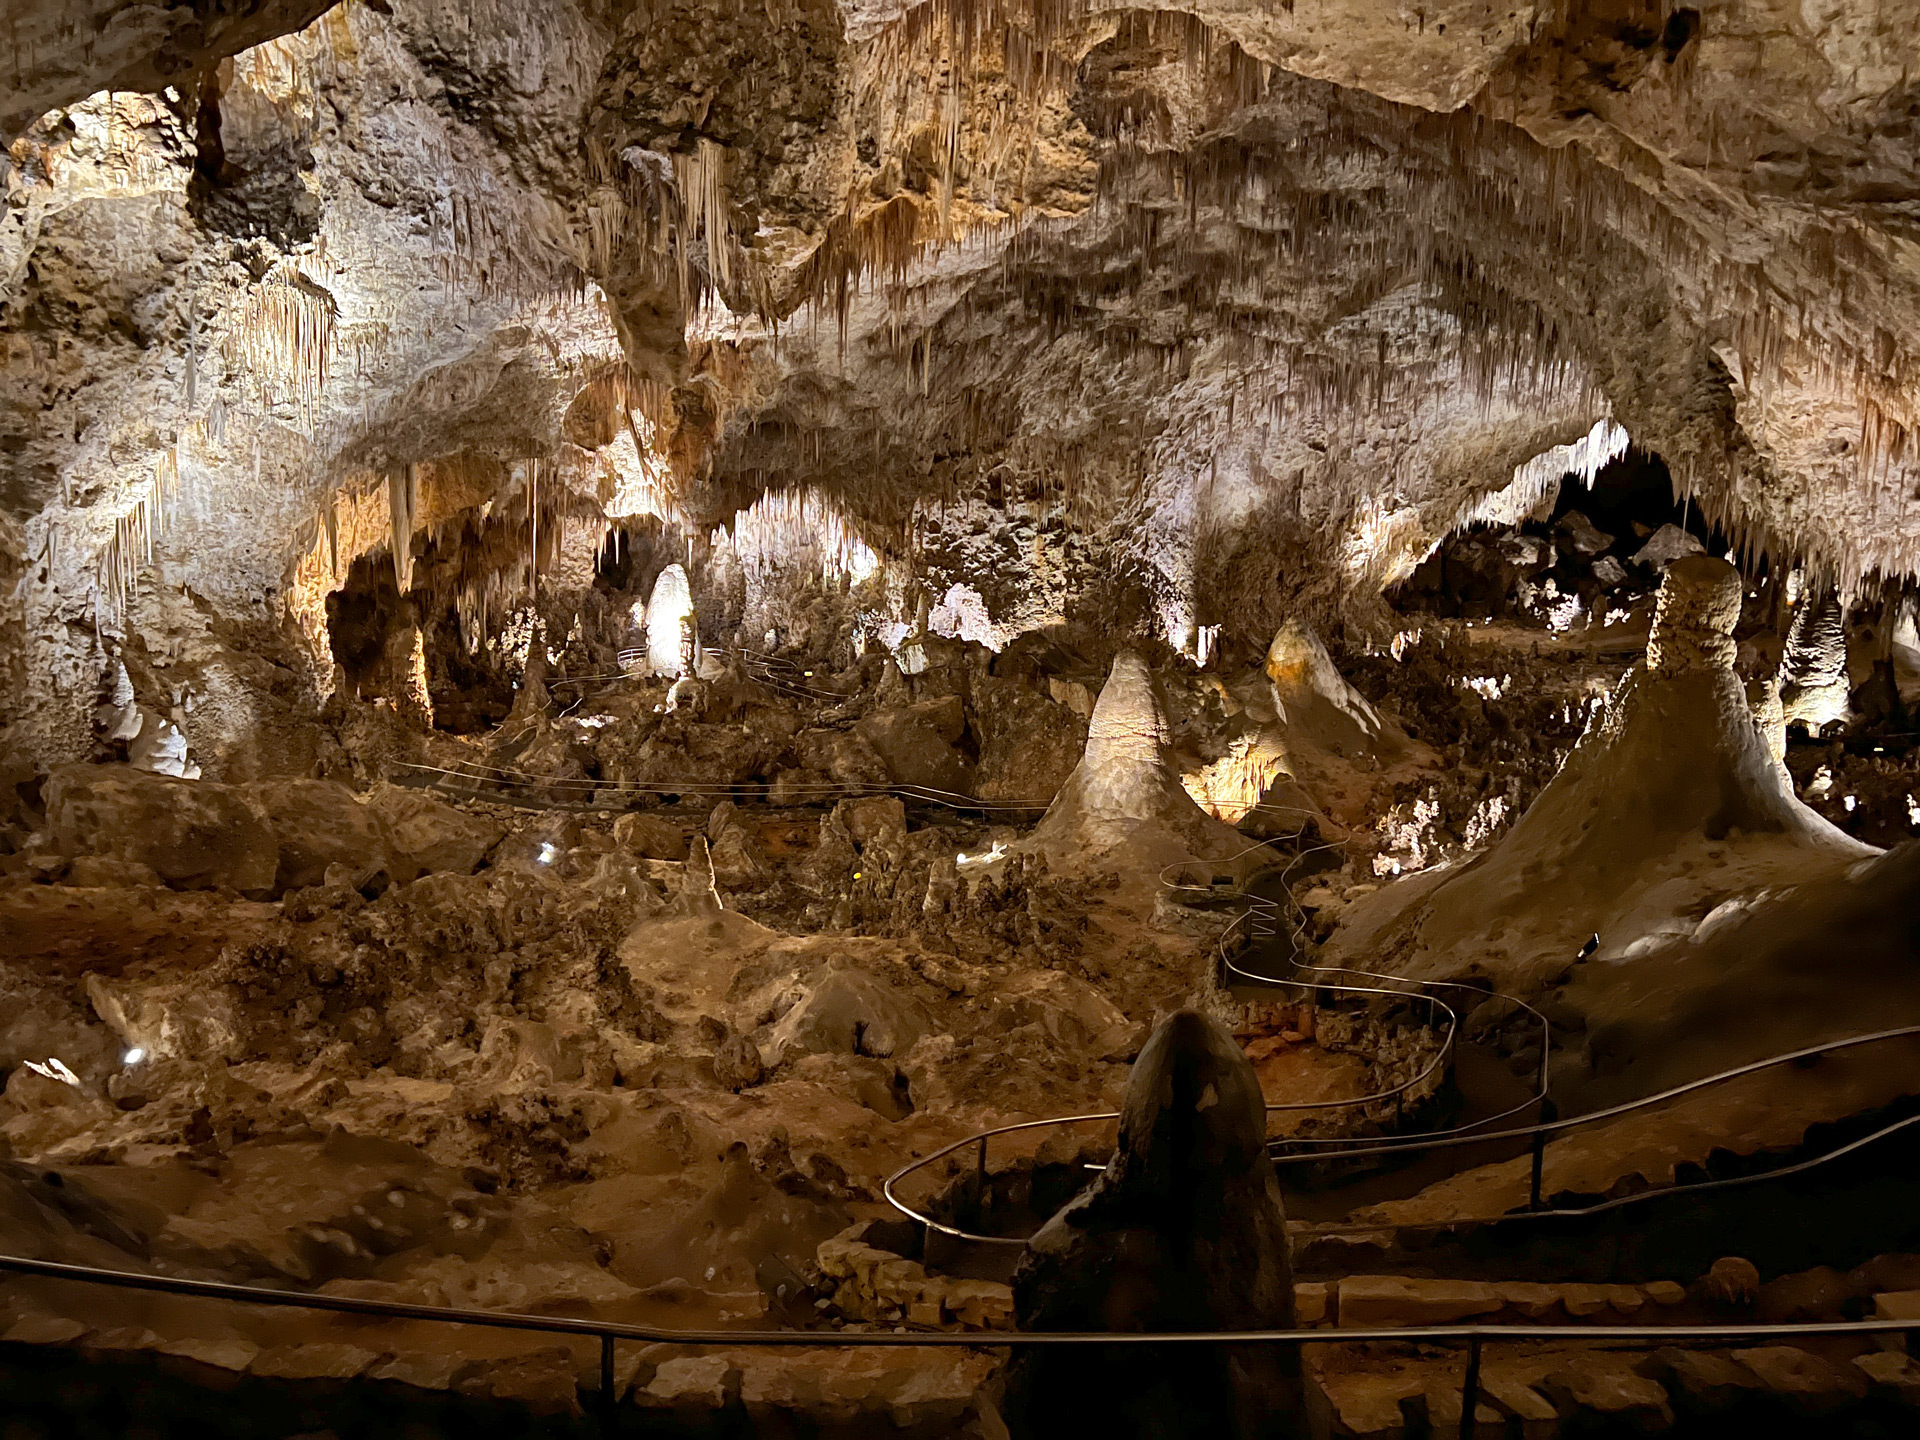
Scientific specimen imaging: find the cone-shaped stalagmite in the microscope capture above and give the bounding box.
[1028,651,1245,871]
[645,563,696,678]
[1777,589,1850,737]
[1327,556,1874,992]
[1004,1009,1295,1440]
[1265,617,1395,755]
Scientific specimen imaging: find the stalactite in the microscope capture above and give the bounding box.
[387,465,416,593]
[229,272,337,419]
[91,447,180,630]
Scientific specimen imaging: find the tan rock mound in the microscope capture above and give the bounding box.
[1325,556,1874,994]
[1027,651,1247,873]
[45,765,278,897]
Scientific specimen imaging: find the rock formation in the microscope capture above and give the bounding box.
[1326,556,1874,992]
[9,5,1920,1433]
[1004,1009,1295,1440]
[1778,591,1851,738]
[1028,651,1247,872]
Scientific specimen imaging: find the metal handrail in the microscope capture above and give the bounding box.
[885,826,1920,1244]
[393,761,1056,815]
[885,830,1557,1243]
[885,1021,1920,1246]
[0,1252,1913,1440]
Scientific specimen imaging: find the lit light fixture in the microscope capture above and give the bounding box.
[538,842,559,864]
[123,1048,145,1065]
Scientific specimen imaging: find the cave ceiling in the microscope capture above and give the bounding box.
[4,0,1920,760]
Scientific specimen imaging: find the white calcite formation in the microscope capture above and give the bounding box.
[1777,592,1851,737]
[1326,556,1874,993]
[644,564,697,679]
[1029,651,1246,872]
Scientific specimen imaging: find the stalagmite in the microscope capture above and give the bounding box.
[1004,1010,1295,1440]
[1027,651,1245,871]
[1326,556,1873,992]
[1266,619,1392,752]
[391,624,433,727]
[1777,591,1850,737]
[21,11,1920,1431]
[644,564,696,678]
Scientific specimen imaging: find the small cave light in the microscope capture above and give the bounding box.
[539,842,559,864]
[123,1048,145,1065]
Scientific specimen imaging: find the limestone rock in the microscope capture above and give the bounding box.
[44,764,278,896]
[1855,1350,1920,1406]
[837,794,908,850]
[252,1342,385,1380]
[1646,555,1742,676]
[1538,1365,1672,1429]
[1004,1010,1294,1439]
[972,675,1087,809]
[1637,1348,1760,1413]
[1730,1345,1867,1415]
[1704,1255,1762,1307]
[257,778,391,893]
[796,729,892,789]
[63,855,161,888]
[857,702,975,796]
[366,785,503,878]
[645,1354,735,1409]
[613,812,688,860]
[1632,523,1706,571]
[1336,1276,1502,1327]
[706,800,773,890]
[1591,554,1629,588]
[1556,510,1614,557]
[766,968,932,1064]
[713,1032,766,1090]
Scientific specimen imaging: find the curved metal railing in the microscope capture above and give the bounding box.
[0,1252,1915,1440]
[886,825,1920,1246]
[885,824,1558,1244]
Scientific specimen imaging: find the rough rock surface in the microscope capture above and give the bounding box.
[1006,1009,1295,1440]
[367,786,504,879]
[45,764,278,896]
[257,778,390,892]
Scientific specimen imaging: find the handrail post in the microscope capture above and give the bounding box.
[1529,1098,1558,1212]
[974,1134,989,1225]
[600,1333,616,1438]
[1459,1334,1483,1440]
